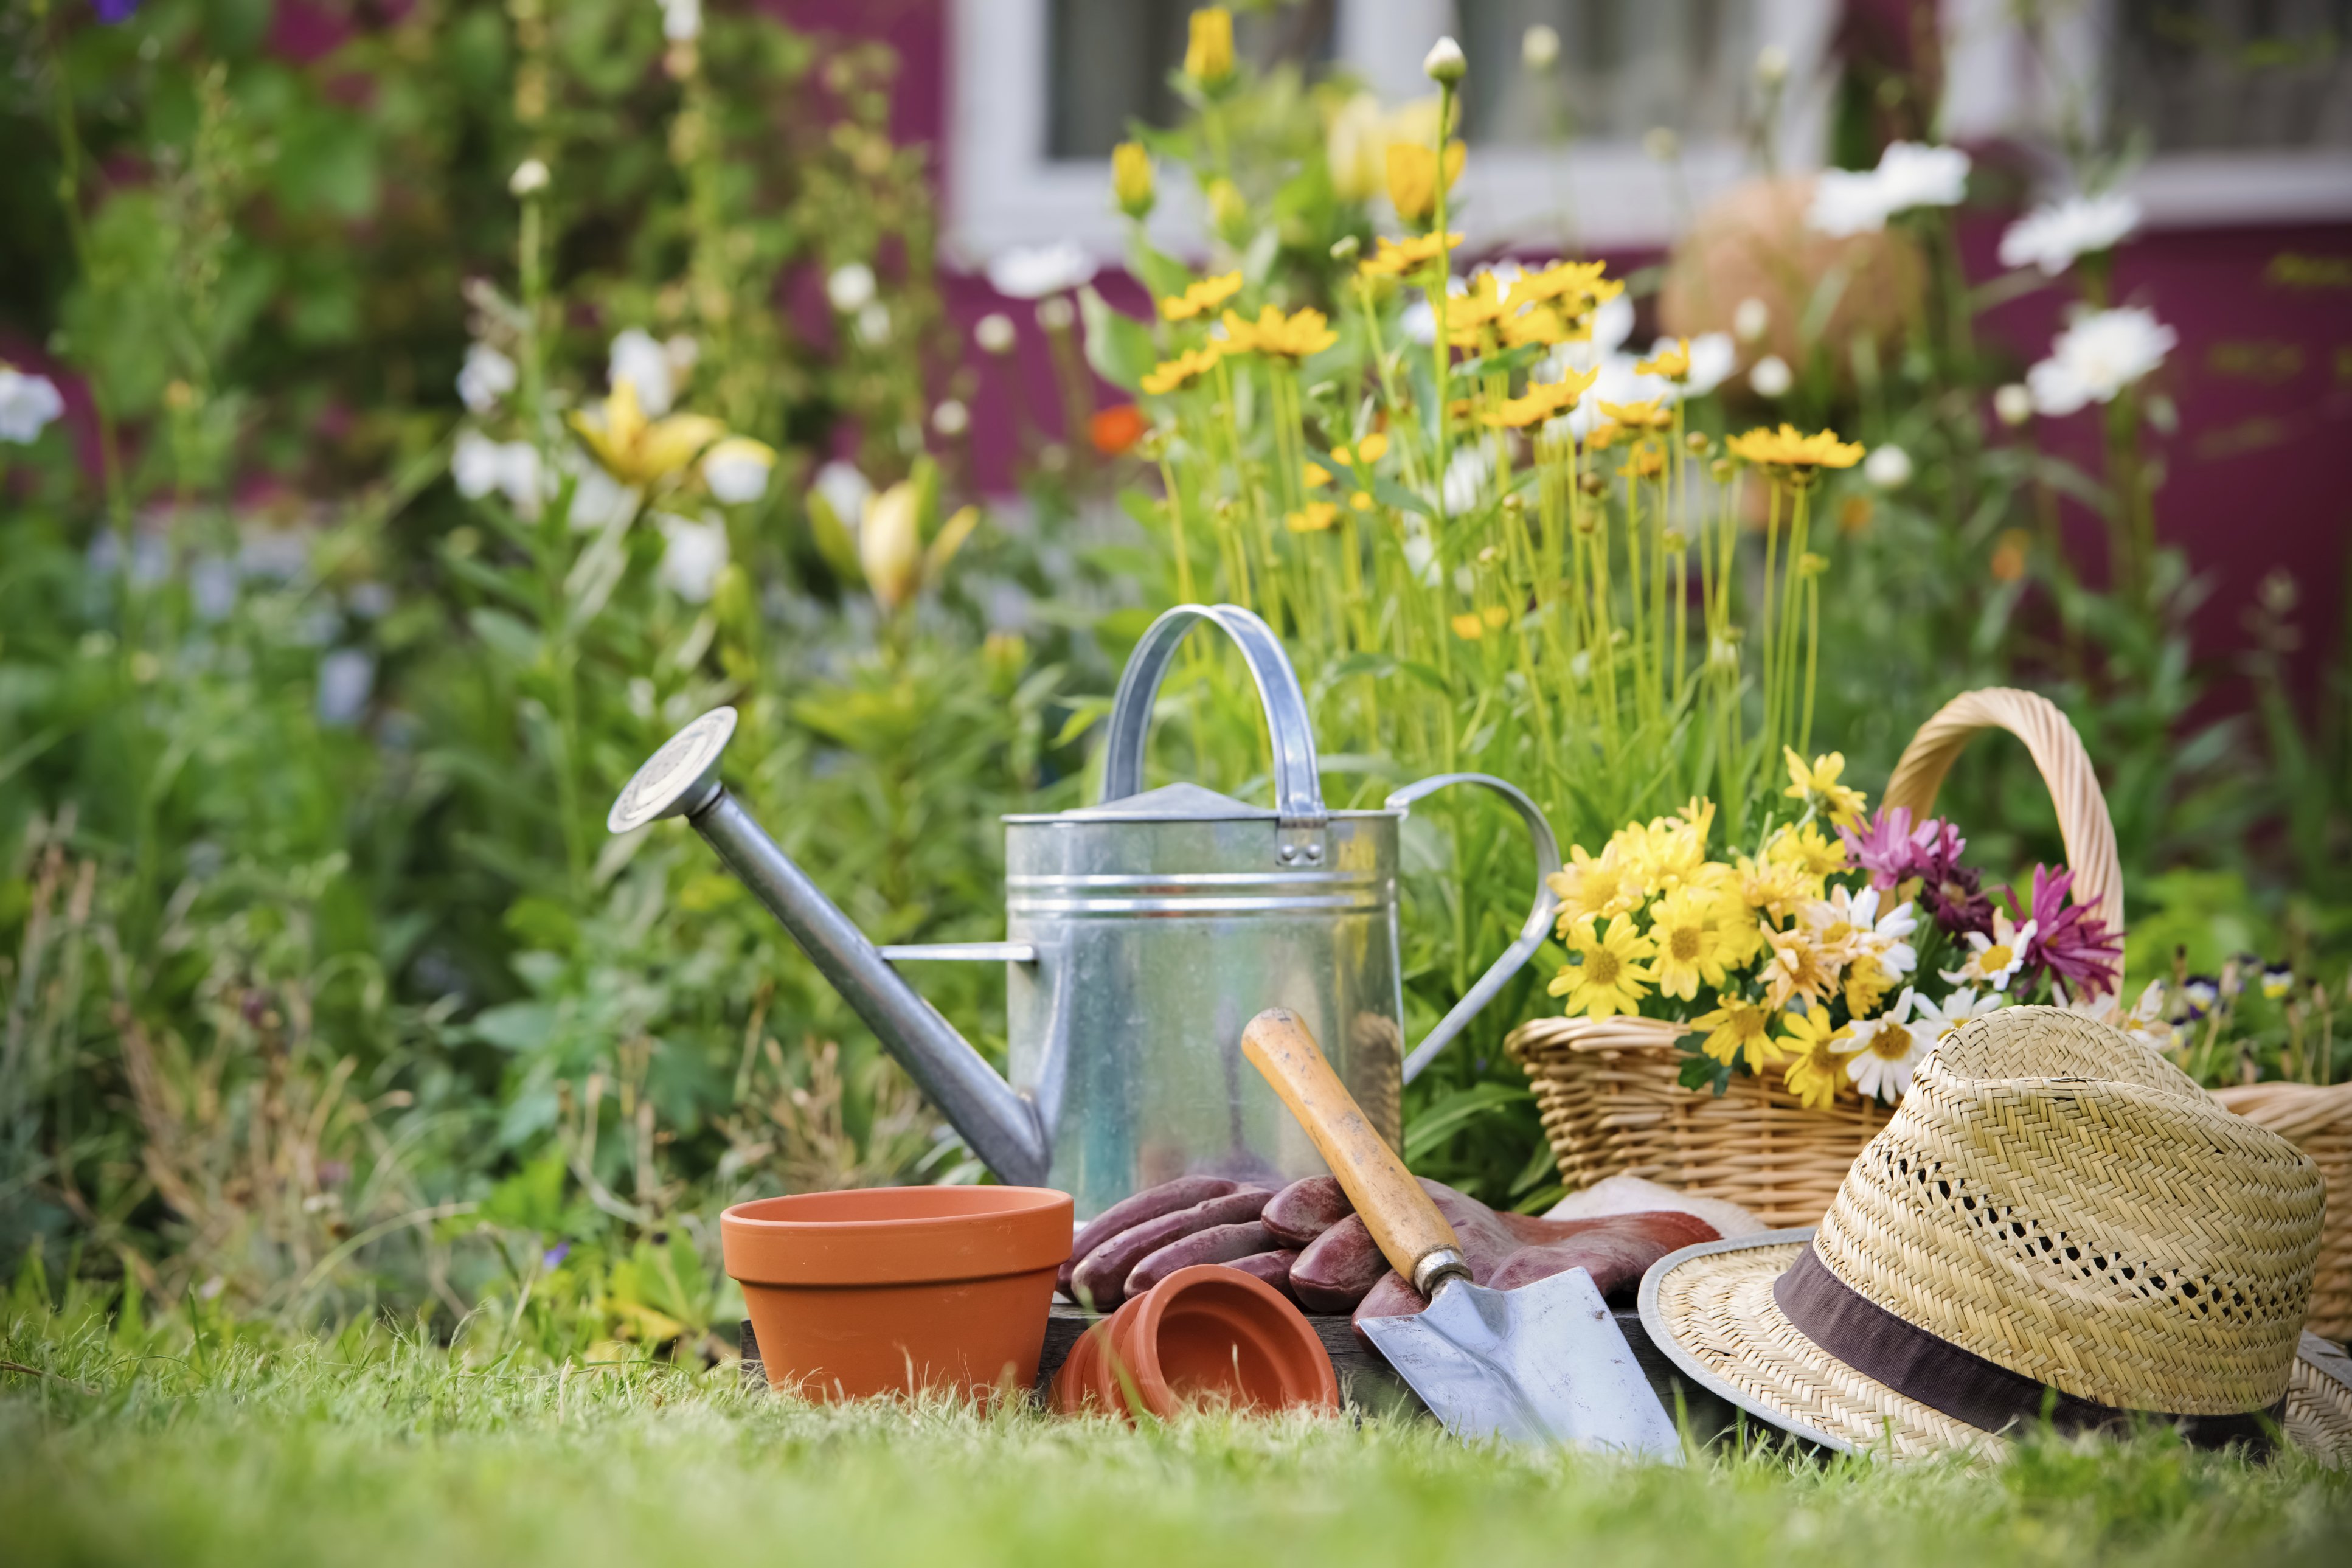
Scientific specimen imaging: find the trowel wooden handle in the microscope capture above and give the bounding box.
[1241,1008,1468,1296]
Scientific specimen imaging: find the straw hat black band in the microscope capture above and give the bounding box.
[1774,1246,2284,1454]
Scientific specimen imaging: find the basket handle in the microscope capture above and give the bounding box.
[1881,688,2123,943]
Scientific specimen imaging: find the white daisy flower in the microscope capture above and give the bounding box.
[1941,913,2037,991]
[985,243,1098,300]
[1837,988,1929,1103]
[2054,977,2178,1052]
[1912,985,2007,1046]
[1807,142,1971,236]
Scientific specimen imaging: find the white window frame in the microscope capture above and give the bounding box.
[945,0,1839,265]
[1941,0,2352,227]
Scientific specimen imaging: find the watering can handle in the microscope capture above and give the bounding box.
[1386,774,1564,1084]
[1099,603,1329,863]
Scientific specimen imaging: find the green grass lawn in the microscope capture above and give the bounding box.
[5,1303,2350,1568]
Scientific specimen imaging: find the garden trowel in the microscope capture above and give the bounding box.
[1241,1008,1684,1460]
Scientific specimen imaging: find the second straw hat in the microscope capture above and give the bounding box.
[1639,1007,2352,1462]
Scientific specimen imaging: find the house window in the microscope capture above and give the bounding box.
[2110,2,2352,152]
[1456,1,1758,145]
[1045,1,1339,159]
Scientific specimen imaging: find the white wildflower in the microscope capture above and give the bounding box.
[2026,307,2176,417]
[510,158,549,196]
[826,262,877,313]
[456,344,517,414]
[973,313,1017,355]
[655,511,729,602]
[1837,988,1927,1103]
[608,328,681,415]
[1999,192,2140,276]
[701,437,775,504]
[316,649,376,726]
[1808,142,1970,236]
[1733,296,1770,344]
[932,398,970,437]
[1993,383,2033,426]
[1864,443,1913,490]
[1522,24,1559,70]
[1749,354,1793,398]
[813,460,873,529]
[659,0,700,43]
[0,366,66,443]
[987,243,1097,300]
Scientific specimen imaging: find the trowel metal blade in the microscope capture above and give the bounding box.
[1359,1265,1684,1460]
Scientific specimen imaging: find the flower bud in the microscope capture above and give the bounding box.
[510,158,550,196]
[1423,36,1466,85]
[1993,383,2033,427]
[1186,7,1235,88]
[1111,140,1156,220]
[1522,24,1559,71]
[859,480,923,612]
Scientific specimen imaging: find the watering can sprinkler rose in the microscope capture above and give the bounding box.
[609,604,1561,1218]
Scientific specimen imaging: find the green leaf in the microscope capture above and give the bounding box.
[1050,698,1113,749]
[1078,285,1159,394]
[1403,1081,1533,1164]
[805,490,862,583]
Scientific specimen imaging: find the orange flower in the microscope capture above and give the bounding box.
[1089,404,1148,455]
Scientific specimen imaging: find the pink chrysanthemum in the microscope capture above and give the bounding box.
[2005,864,2121,998]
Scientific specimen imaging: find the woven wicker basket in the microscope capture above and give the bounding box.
[2212,1081,2352,1342]
[1509,688,2125,1231]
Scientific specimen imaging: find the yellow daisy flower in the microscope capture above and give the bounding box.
[1636,338,1691,380]
[1599,398,1673,431]
[1220,304,1338,361]
[1649,884,1738,1001]
[1358,232,1462,280]
[1546,842,1645,926]
[1139,344,1226,396]
[1480,366,1599,429]
[1157,272,1244,322]
[1778,1007,1854,1111]
[1726,424,1865,471]
[1386,139,1466,226]
[1760,920,1841,1011]
[1782,747,1868,830]
[1693,997,1783,1072]
[1547,915,1657,1019]
[1766,820,1849,881]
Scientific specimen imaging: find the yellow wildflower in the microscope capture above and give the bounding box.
[1726,424,1865,471]
[1507,260,1619,310]
[1783,747,1868,830]
[1386,139,1466,226]
[1778,1007,1854,1110]
[1693,998,1782,1073]
[569,376,726,488]
[1482,366,1599,429]
[1499,307,1571,349]
[1285,502,1339,533]
[1445,272,1513,334]
[1450,605,1510,639]
[1600,399,1673,431]
[1331,431,1390,468]
[1139,344,1224,395]
[1358,232,1462,279]
[1158,272,1243,322]
[1185,6,1235,87]
[1637,338,1692,380]
[1112,141,1155,218]
[1584,420,1623,451]
[1220,304,1338,361]
[1650,884,1739,1001]
[1350,491,1373,512]
[1548,915,1657,1019]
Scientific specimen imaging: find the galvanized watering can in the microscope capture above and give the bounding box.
[608,604,1561,1219]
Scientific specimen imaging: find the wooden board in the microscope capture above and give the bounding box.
[738,1302,1744,1440]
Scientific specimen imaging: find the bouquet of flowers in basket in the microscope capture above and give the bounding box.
[1545,748,2148,1109]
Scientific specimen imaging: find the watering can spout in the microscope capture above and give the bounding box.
[606,708,1054,1187]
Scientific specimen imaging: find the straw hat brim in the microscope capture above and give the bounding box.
[1640,1231,2352,1465]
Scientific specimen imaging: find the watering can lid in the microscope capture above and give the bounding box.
[1033,781,1273,823]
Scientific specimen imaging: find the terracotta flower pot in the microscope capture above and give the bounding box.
[1056,1264,1338,1420]
[722,1185,1072,1401]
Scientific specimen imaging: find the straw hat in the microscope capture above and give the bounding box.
[1639,1007,2352,1463]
